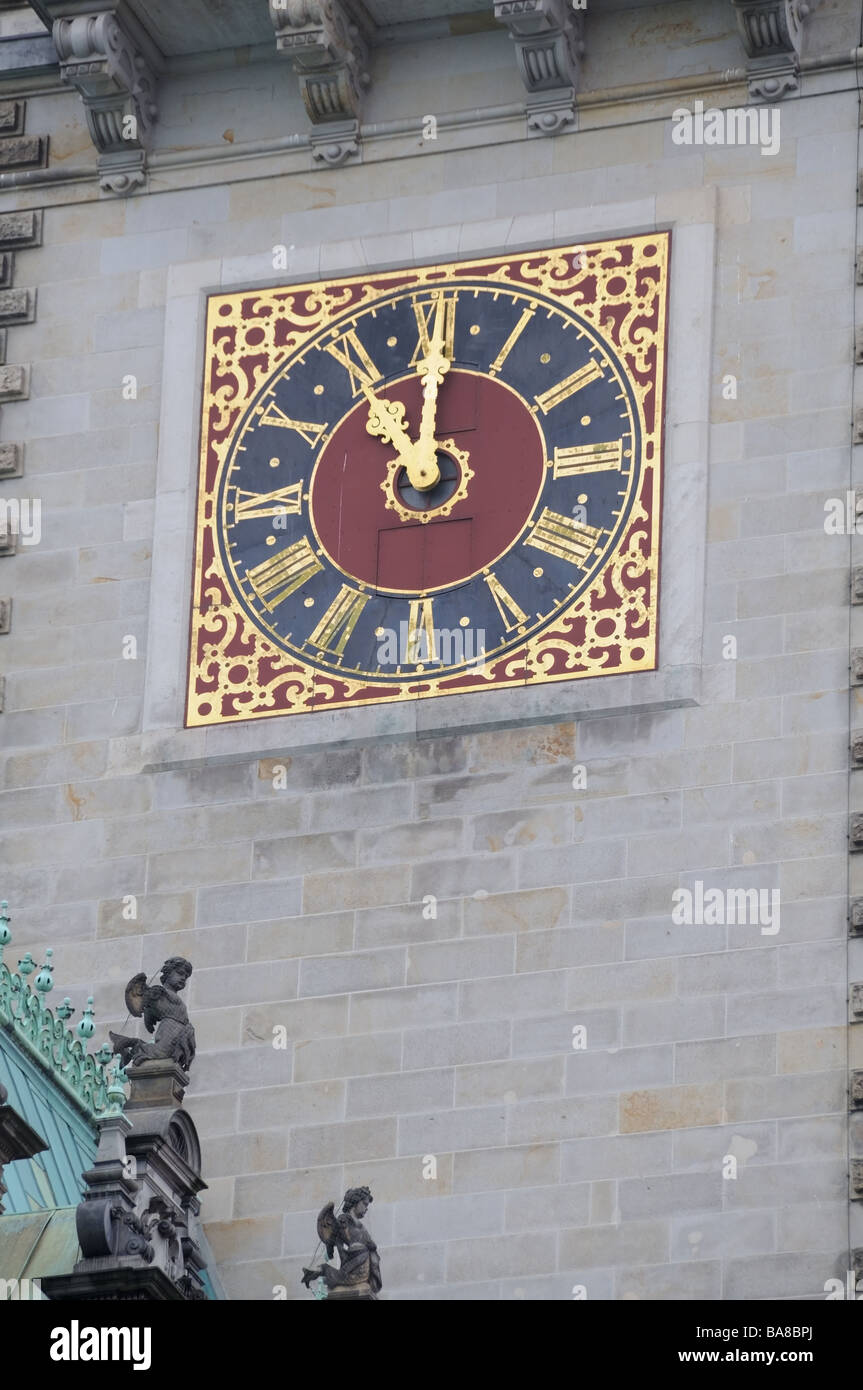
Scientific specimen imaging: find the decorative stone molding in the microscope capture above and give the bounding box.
[0,598,10,634]
[850,898,863,935]
[851,816,863,853]
[494,0,585,136]
[0,211,42,250]
[52,10,159,195]
[0,364,29,402]
[852,982,863,1017]
[42,1060,212,1302]
[852,1159,863,1201]
[851,732,863,768]
[852,1072,863,1108]
[269,0,370,167]
[0,443,23,479]
[0,288,35,325]
[730,1,811,101]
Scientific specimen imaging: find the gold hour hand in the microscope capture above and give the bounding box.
[363,386,440,493]
[364,390,411,453]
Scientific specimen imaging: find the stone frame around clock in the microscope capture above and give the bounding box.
[142,188,715,767]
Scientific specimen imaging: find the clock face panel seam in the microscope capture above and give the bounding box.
[188,235,668,726]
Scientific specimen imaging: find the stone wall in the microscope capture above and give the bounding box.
[0,0,858,1298]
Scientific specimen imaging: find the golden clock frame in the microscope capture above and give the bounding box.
[186,234,670,727]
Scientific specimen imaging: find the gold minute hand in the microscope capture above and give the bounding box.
[414,294,452,479]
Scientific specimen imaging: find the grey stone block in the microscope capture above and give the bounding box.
[618,1171,724,1221]
[347,1067,454,1119]
[289,1116,397,1168]
[398,1105,507,1155]
[394,1192,504,1245]
[724,1254,841,1300]
[559,1220,669,1270]
[402,1020,511,1071]
[674,1035,776,1084]
[298,947,406,997]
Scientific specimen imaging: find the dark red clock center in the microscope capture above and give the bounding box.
[310,369,546,593]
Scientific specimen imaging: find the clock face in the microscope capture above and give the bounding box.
[188,236,669,725]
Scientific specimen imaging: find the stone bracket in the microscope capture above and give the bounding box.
[730,0,811,102]
[851,898,863,935]
[851,981,863,1016]
[852,1159,863,1201]
[494,0,585,136]
[52,9,160,195]
[269,1,370,167]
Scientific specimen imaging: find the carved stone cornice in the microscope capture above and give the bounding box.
[269,0,370,166]
[730,0,811,100]
[494,0,585,136]
[52,9,160,194]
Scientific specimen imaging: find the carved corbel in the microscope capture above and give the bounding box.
[269,0,371,167]
[494,0,585,136]
[52,10,160,195]
[730,0,811,101]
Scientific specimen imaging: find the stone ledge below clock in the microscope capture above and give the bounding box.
[130,664,700,773]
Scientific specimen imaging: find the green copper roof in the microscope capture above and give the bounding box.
[0,1032,97,1213]
[0,1208,80,1294]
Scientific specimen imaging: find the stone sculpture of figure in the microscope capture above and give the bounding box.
[109,958,196,1071]
[301,1187,381,1299]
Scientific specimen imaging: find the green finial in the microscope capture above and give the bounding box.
[56,997,74,1021]
[17,952,35,977]
[34,948,54,994]
[105,1058,128,1113]
[76,996,96,1040]
[94,1042,113,1066]
[0,902,10,949]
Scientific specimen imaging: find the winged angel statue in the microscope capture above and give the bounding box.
[301,1187,382,1299]
[109,957,196,1071]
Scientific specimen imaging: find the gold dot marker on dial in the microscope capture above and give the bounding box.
[387,336,398,347]
[314,385,324,395]
[578,493,588,504]
[459,617,470,627]
[581,415,590,426]
[269,456,279,468]
[533,567,543,578]
[470,325,481,336]
[304,597,314,607]
[540,353,550,364]
[266,535,276,546]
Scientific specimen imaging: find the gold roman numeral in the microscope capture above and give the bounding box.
[524,508,602,567]
[234,483,303,521]
[410,292,457,365]
[407,598,436,662]
[325,329,382,396]
[257,402,328,446]
[484,574,527,631]
[489,307,535,376]
[535,360,603,414]
[247,536,323,610]
[553,440,624,477]
[309,584,370,657]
